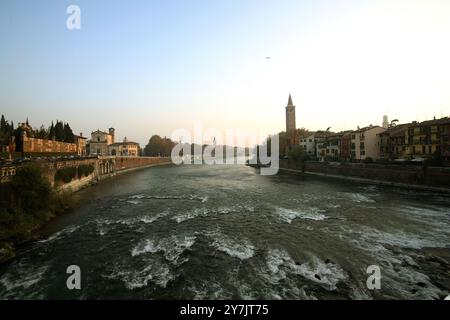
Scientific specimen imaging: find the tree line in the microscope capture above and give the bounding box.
[0,164,71,263]
[143,135,175,157]
[1,115,76,152]
[143,135,251,158]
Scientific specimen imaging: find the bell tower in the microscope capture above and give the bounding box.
[285,94,296,132]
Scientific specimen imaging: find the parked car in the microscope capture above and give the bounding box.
[12,158,23,165]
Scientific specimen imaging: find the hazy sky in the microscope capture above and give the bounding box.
[1,0,450,145]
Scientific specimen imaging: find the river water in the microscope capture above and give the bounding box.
[0,164,449,299]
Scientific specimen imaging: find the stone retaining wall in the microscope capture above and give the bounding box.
[280,160,450,188]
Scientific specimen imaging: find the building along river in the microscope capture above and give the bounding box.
[0,164,449,299]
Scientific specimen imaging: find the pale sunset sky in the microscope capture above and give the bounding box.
[1,0,450,145]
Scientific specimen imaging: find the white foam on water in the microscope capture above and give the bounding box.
[126,200,142,205]
[214,204,255,215]
[139,210,169,224]
[210,233,255,260]
[341,225,447,299]
[195,195,209,203]
[264,249,348,291]
[94,218,115,226]
[265,249,291,283]
[171,208,208,223]
[38,225,80,243]
[327,204,341,209]
[347,193,376,203]
[0,264,49,297]
[129,194,209,203]
[129,194,146,199]
[355,226,450,250]
[105,260,174,290]
[131,235,196,265]
[171,203,255,223]
[92,219,114,236]
[399,205,450,218]
[297,193,339,203]
[181,194,209,202]
[97,227,107,236]
[131,239,158,257]
[160,235,196,263]
[147,195,182,200]
[397,205,450,231]
[94,217,137,231]
[116,218,137,226]
[291,257,348,291]
[275,207,328,224]
[188,280,232,300]
[243,204,255,212]
[216,206,236,214]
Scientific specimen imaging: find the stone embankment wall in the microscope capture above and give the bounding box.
[22,156,172,192]
[280,160,450,189]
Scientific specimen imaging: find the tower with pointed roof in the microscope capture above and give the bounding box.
[285,94,296,132]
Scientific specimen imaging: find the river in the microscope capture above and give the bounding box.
[0,164,449,299]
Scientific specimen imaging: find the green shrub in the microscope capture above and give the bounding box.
[288,146,308,172]
[0,164,72,254]
[54,167,77,183]
[0,165,55,241]
[77,164,94,179]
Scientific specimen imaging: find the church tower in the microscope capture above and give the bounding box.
[285,94,296,132]
[382,115,389,129]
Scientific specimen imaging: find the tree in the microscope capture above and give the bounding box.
[288,145,308,172]
[9,121,14,136]
[0,115,7,136]
[54,121,64,141]
[35,125,49,139]
[63,123,75,143]
[144,135,175,157]
[47,120,75,142]
[9,164,52,215]
[48,121,55,140]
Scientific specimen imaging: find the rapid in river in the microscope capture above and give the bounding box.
[0,164,449,299]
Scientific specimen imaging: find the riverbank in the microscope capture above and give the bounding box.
[247,160,450,193]
[58,160,173,193]
[279,167,450,194]
[0,165,71,265]
[0,160,173,265]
